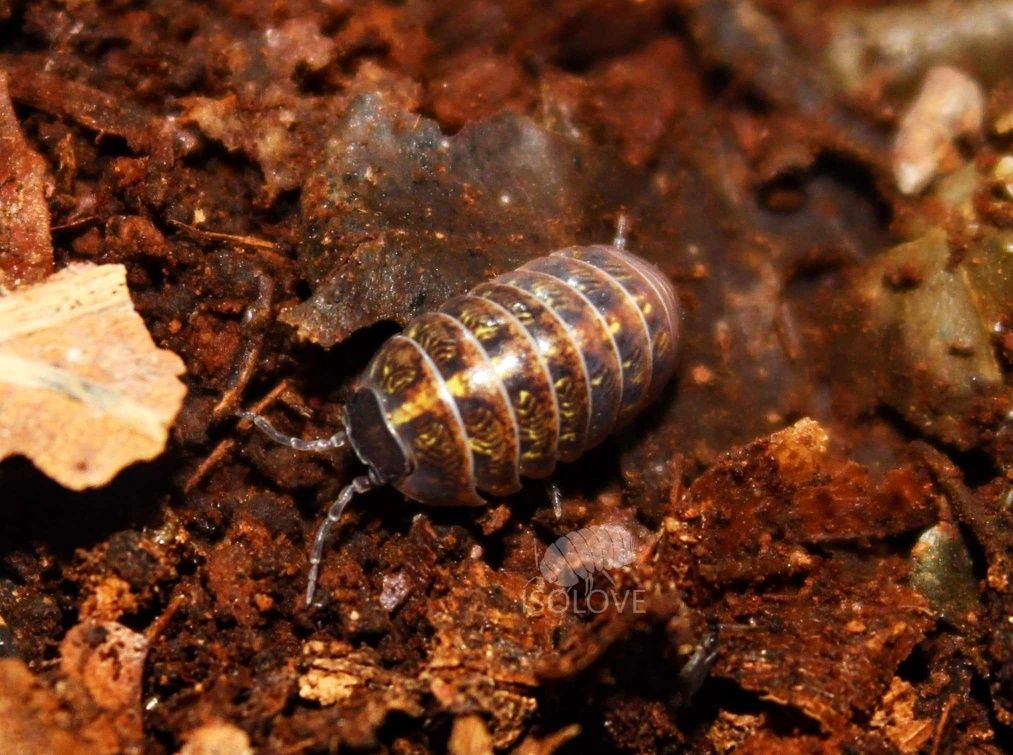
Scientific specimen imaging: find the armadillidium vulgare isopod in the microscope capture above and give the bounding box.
[243,242,680,605]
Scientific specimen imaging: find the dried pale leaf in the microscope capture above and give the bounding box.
[298,639,424,713]
[60,620,148,750]
[0,263,187,489]
[298,640,426,748]
[178,722,254,755]
[0,658,91,755]
[893,66,984,194]
[0,70,53,289]
[449,715,494,755]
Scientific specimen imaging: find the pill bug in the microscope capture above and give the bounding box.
[539,524,637,588]
[242,243,680,605]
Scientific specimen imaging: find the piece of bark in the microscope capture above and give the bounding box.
[0,70,53,289]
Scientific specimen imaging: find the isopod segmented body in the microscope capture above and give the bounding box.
[242,243,680,604]
[539,524,638,587]
[343,244,680,507]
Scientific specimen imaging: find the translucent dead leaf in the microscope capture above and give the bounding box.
[0,263,186,489]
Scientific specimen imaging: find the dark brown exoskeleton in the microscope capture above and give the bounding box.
[243,243,680,605]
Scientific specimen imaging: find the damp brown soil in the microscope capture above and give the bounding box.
[0,1,1010,753]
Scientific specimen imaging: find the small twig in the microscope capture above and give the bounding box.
[163,214,287,267]
[184,379,290,492]
[168,219,292,274]
[211,269,274,422]
[145,589,187,643]
[167,218,281,252]
[236,380,293,431]
[929,694,955,755]
[276,738,318,755]
[182,438,236,494]
[50,215,99,234]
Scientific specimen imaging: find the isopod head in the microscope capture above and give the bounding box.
[343,386,411,485]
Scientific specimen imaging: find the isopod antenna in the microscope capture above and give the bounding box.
[238,409,367,606]
[237,411,348,452]
[305,472,377,606]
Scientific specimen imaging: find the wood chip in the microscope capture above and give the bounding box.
[449,715,494,755]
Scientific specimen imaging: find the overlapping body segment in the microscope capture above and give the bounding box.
[439,295,558,482]
[351,245,680,506]
[492,267,622,451]
[521,253,653,424]
[403,312,520,496]
[359,335,481,505]
[471,281,590,463]
[555,245,680,401]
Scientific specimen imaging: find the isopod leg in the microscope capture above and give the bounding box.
[612,212,629,250]
[306,474,375,607]
[547,480,563,519]
[237,410,347,453]
[676,619,719,699]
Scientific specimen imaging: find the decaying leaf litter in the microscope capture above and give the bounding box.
[0,263,187,489]
[0,0,1010,752]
